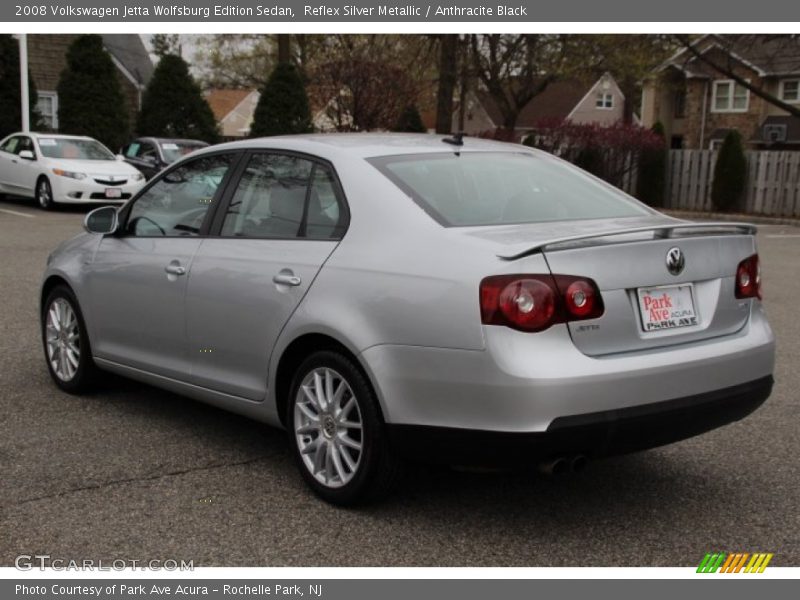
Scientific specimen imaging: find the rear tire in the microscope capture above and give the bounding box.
[36,176,55,211]
[287,351,402,505]
[41,285,100,393]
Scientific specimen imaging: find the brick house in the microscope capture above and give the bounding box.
[26,34,153,132]
[641,34,800,150]
[455,73,627,141]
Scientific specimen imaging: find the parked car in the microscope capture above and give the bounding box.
[40,134,775,505]
[121,137,209,180]
[0,132,146,210]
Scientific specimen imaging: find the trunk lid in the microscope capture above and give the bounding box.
[460,216,757,356]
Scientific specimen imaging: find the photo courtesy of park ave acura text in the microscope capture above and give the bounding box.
[0,26,798,570]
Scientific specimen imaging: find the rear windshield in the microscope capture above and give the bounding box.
[369,152,650,227]
[37,138,115,161]
[159,141,207,164]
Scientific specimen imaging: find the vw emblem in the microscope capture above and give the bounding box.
[666,247,685,276]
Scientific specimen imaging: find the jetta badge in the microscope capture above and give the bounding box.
[666,247,685,276]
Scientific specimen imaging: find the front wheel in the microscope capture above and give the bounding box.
[36,177,55,211]
[41,285,100,393]
[288,351,401,505]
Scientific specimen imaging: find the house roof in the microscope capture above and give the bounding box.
[659,34,800,77]
[101,35,153,85]
[206,89,254,122]
[475,78,595,129]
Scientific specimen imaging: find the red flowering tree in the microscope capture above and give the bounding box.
[522,118,664,192]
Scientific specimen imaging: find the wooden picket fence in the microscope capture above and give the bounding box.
[666,150,800,217]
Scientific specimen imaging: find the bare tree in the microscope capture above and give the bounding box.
[436,35,458,134]
[469,34,571,133]
[314,58,417,131]
[310,35,434,131]
[277,34,291,65]
[574,35,678,124]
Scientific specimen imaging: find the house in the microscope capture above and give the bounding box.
[455,73,626,141]
[641,34,800,150]
[206,89,259,138]
[26,34,153,131]
[206,88,346,136]
[206,83,437,136]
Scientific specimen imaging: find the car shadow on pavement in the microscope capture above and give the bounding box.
[87,372,720,517]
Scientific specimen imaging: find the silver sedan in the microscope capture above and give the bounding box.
[40,134,775,504]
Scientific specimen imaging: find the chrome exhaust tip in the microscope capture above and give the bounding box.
[538,456,569,476]
[570,454,588,473]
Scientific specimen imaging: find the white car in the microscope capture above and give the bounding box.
[0,132,146,210]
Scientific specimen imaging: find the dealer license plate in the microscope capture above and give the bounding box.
[637,284,698,332]
[105,187,122,199]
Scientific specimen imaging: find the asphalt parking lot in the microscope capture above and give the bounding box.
[1,196,798,567]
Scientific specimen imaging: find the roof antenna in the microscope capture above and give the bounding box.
[442,132,465,147]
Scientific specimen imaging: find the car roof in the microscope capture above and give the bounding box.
[193,133,532,161]
[30,132,98,142]
[137,137,209,145]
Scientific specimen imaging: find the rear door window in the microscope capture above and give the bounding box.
[220,153,346,240]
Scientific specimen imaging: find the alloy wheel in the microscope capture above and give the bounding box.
[38,179,52,209]
[294,367,363,488]
[45,298,81,381]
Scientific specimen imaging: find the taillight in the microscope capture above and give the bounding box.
[480,274,604,332]
[735,254,761,300]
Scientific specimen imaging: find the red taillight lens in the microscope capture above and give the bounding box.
[735,254,761,300]
[564,279,597,318]
[498,278,556,331]
[480,274,604,332]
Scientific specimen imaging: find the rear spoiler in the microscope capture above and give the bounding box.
[499,222,757,260]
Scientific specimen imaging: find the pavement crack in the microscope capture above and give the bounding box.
[12,454,271,507]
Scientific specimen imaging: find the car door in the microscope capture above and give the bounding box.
[12,136,40,195]
[185,152,349,400]
[0,135,36,194]
[0,136,21,191]
[87,152,240,380]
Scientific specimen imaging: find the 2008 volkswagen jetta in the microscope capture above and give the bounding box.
[40,134,775,504]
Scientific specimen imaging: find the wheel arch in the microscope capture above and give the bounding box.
[272,332,386,429]
[40,274,73,314]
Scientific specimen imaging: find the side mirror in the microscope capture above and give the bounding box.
[115,154,126,161]
[19,150,35,160]
[83,206,119,235]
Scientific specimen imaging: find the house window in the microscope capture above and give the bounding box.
[712,80,749,112]
[780,79,799,103]
[595,92,613,109]
[674,90,686,118]
[36,92,58,130]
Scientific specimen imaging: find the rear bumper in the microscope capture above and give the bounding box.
[362,300,774,433]
[388,375,773,465]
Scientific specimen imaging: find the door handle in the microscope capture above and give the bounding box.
[165,263,186,276]
[273,272,301,286]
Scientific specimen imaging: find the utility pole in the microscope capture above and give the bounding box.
[19,34,30,132]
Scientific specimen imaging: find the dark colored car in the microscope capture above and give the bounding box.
[120,137,209,180]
